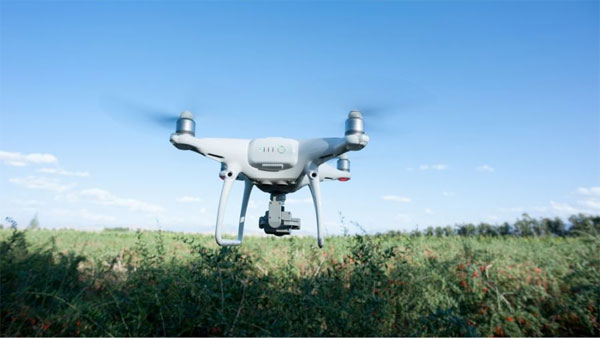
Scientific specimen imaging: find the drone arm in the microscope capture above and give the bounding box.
[170,134,249,163]
[318,163,351,181]
[307,164,324,248]
[302,135,369,166]
[215,168,253,246]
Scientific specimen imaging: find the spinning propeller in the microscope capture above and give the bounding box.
[99,97,200,132]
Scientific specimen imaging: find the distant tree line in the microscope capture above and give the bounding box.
[3,214,599,238]
[386,214,600,237]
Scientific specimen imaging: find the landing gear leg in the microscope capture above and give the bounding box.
[307,166,324,248]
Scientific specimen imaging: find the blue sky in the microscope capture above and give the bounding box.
[1,1,598,235]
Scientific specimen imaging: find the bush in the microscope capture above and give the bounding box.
[0,223,598,336]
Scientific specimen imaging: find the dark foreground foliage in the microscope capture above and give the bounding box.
[1,226,599,336]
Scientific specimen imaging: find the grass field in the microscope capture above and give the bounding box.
[1,227,599,336]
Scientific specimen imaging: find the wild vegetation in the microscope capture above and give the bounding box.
[1,214,599,336]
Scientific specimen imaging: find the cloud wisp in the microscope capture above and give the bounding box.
[550,201,581,214]
[0,150,58,167]
[9,176,75,193]
[577,187,600,197]
[499,187,600,218]
[176,196,202,203]
[78,188,164,213]
[52,208,117,223]
[394,214,412,222]
[419,164,448,171]
[382,195,412,203]
[580,199,600,210]
[286,197,313,204]
[476,164,495,173]
[575,186,600,211]
[39,168,90,177]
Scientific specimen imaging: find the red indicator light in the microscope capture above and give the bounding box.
[338,177,350,182]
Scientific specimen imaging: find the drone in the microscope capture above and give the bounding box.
[170,110,369,248]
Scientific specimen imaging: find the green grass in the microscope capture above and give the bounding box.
[1,228,599,336]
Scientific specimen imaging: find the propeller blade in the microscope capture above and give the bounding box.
[350,105,390,120]
[149,112,179,129]
[99,97,194,131]
[345,103,416,137]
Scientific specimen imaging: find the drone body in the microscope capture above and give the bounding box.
[170,110,369,247]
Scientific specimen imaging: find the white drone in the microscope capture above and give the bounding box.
[170,110,369,247]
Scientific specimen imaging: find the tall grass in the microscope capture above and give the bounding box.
[1,227,598,336]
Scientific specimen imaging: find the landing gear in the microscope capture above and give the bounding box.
[259,193,300,236]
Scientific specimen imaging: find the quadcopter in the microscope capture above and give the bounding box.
[170,110,369,248]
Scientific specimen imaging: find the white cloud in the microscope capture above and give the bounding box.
[79,188,164,213]
[424,208,433,214]
[486,215,501,222]
[419,164,448,171]
[394,214,412,222]
[176,196,202,203]
[442,191,455,197]
[382,195,412,203]
[499,207,525,213]
[550,201,581,214]
[501,199,594,217]
[5,161,26,167]
[576,187,600,197]
[10,199,46,207]
[580,199,600,210]
[499,206,549,214]
[476,164,495,173]
[39,168,90,177]
[52,208,116,223]
[286,197,313,204]
[574,187,600,211]
[0,150,58,167]
[9,176,74,193]
[80,209,117,222]
[55,192,80,203]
